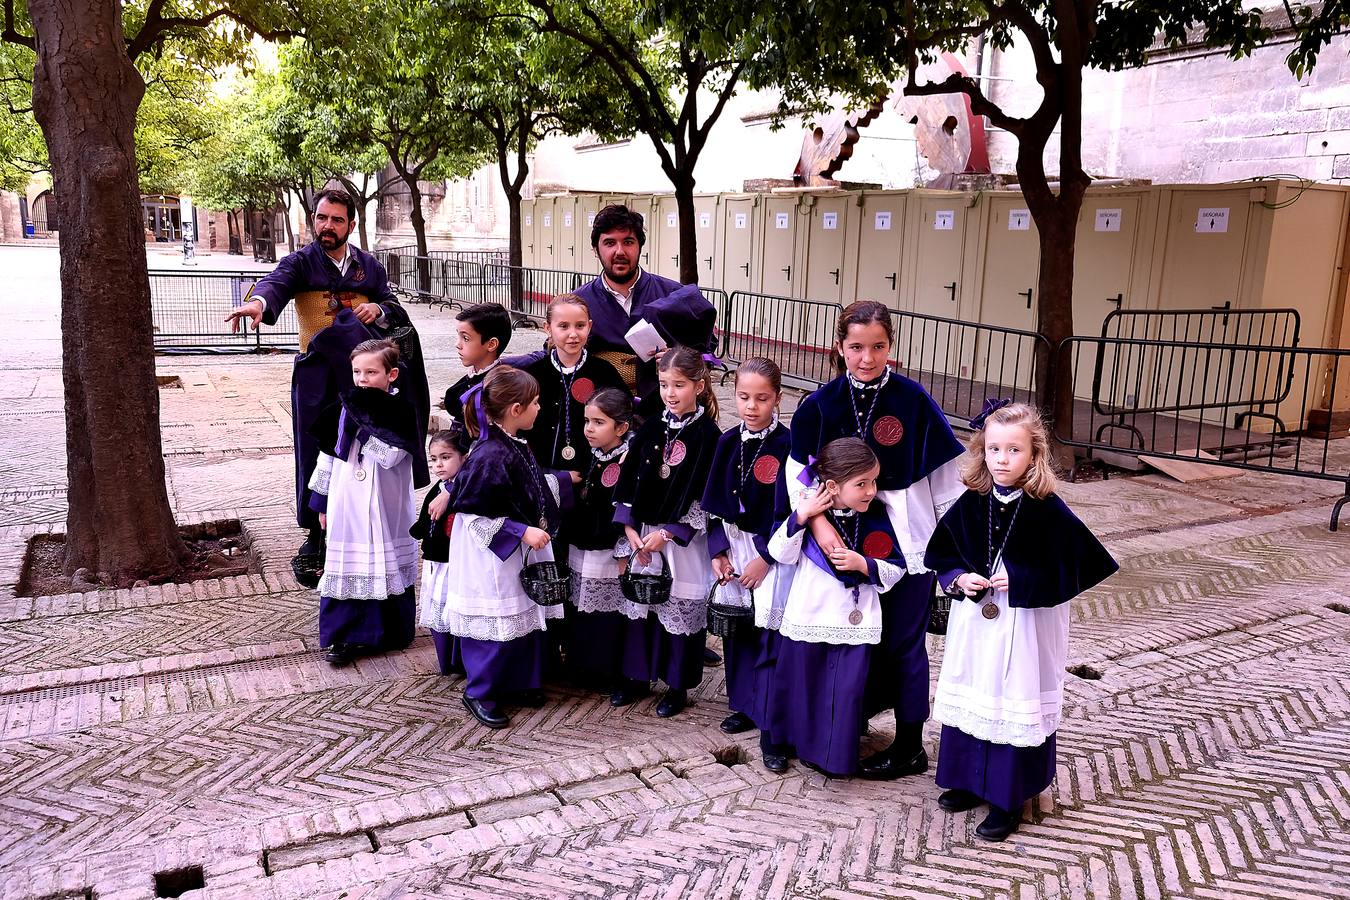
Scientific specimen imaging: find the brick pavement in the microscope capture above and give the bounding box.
[3,245,1350,899]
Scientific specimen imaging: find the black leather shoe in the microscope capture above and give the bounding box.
[975,806,1020,841]
[324,644,355,667]
[610,681,650,707]
[463,695,509,729]
[655,689,688,718]
[938,789,984,813]
[518,689,546,708]
[762,752,789,773]
[720,711,755,734]
[858,746,929,780]
[702,646,723,666]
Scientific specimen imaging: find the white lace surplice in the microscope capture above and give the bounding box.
[931,559,1070,748]
[621,506,714,635]
[418,512,561,641]
[309,438,419,601]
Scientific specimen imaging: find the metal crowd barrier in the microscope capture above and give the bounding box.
[1058,336,1350,528]
[150,271,299,353]
[720,291,842,388]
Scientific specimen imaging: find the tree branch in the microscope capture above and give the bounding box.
[2,0,33,48]
[126,6,301,61]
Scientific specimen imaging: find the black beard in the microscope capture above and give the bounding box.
[319,231,346,249]
[601,258,637,286]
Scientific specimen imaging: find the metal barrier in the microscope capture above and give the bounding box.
[1088,308,1301,446]
[723,291,842,388]
[479,264,597,321]
[1057,336,1350,529]
[150,271,299,353]
[892,309,1052,426]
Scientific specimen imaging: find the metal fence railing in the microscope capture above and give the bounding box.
[720,291,842,388]
[150,271,298,353]
[1057,336,1350,529]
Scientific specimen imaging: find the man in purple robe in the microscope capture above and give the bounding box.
[571,205,717,413]
[224,188,430,585]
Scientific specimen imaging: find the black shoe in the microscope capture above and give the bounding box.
[975,806,1020,841]
[938,789,984,813]
[655,689,687,718]
[610,681,650,707]
[324,644,355,667]
[518,689,546,708]
[720,711,755,734]
[858,746,929,781]
[463,695,510,729]
[762,752,789,773]
[702,646,723,666]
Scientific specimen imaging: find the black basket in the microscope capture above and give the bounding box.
[521,549,573,607]
[707,581,753,639]
[927,591,953,636]
[620,549,672,606]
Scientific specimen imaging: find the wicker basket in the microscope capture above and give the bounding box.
[521,549,573,607]
[707,582,753,639]
[620,550,672,605]
[927,590,953,636]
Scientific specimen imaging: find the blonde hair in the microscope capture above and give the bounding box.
[959,402,1057,499]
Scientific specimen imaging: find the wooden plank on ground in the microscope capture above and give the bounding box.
[1138,450,1242,483]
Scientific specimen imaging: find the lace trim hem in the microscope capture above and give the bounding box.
[678,500,708,532]
[469,516,506,549]
[318,564,419,600]
[932,701,1058,748]
[778,621,881,646]
[425,606,557,641]
[572,577,626,614]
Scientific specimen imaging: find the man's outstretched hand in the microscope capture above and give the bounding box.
[352,303,380,325]
[225,299,265,333]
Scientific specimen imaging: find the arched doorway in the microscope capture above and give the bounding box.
[141,195,182,242]
[31,190,58,235]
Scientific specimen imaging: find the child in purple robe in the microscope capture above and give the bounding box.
[411,424,472,675]
[763,438,908,776]
[424,367,567,730]
[926,401,1116,840]
[562,388,636,687]
[781,300,966,779]
[611,346,722,717]
[702,357,791,739]
[308,339,422,667]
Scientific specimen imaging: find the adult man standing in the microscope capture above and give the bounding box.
[225,188,430,585]
[572,205,717,411]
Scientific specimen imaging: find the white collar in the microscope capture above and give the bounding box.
[470,359,501,377]
[830,506,858,518]
[325,244,353,272]
[602,269,642,300]
[740,415,779,442]
[663,407,705,430]
[847,369,890,391]
[550,349,587,375]
[499,428,528,444]
[593,440,627,462]
[992,486,1023,504]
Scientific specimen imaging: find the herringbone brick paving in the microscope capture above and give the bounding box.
[3,245,1349,898]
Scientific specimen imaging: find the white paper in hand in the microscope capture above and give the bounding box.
[624,318,666,361]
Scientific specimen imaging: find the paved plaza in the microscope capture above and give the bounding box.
[2,245,1350,899]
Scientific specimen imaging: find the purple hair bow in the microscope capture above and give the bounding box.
[796,455,819,487]
[460,383,491,440]
[969,397,1011,431]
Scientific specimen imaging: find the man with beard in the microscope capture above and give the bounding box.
[572,204,717,414]
[224,188,430,586]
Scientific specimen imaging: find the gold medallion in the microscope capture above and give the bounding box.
[981,602,999,620]
[561,445,576,461]
[848,608,863,626]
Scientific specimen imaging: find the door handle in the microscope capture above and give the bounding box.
[829,268,840,284]
[569,246,574,256]
[704,257,713,269]
[642,252,650,264]
[740,263,750,275]
[1106,293,1123,309]
[781,265,792,281]
[885,273,897,290]
[547,244,553,254]
[945,282,957,302]
[671,255,679,266]
[1019,288,1033,309]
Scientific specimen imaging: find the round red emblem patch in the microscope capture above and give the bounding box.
[752,455,780,485]
[600,462,621,488]
[873,415,904,447]
[861,531,894,559]
[571,377,596,404]
[666,440,687,466]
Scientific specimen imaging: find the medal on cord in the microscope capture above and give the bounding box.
[983,492,1022,620]
[554,349,581,462]
[829,509,866,626]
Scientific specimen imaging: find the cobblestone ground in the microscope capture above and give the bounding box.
[3,245,1350,899]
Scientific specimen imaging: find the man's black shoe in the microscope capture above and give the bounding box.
[938,788,984,813]
[610,681,650,707]
[975,806,1020,841]
[655,689,687,717]
[324,644,355,667]
[702,646,722,666]
[463,695,509,729]
[858,746,929,781]
[720,711,755,734]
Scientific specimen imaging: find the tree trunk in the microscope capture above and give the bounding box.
[1033,206,1081,450]
[29,0,188,585]
[498,121,527,311]
[674,175,699,284]
[296,187,315,243]
[276,192,296,253]
[405,176,431,293]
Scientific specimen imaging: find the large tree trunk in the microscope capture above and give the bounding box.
[405,176,431,293]
[499,122,527,310]
[1033,207,1081,450]
[674,174,699,284]
[30,0,188,585]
